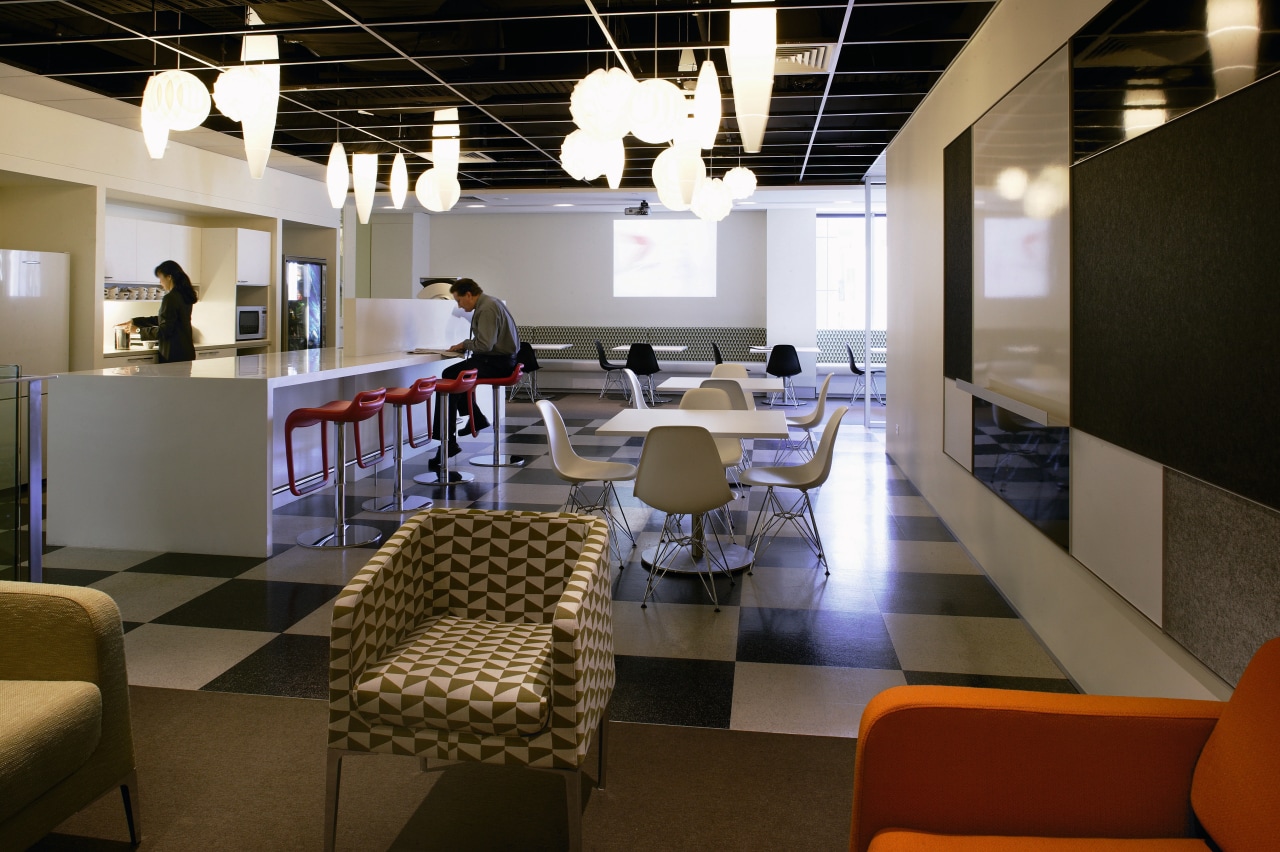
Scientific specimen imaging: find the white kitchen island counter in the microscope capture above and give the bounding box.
[47,348,464,557]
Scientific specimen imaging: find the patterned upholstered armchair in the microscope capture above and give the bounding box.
[324,509,614,852]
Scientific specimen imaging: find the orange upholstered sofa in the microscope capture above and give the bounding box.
[850,637,1280,852]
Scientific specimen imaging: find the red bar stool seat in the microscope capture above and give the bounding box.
[470,364,526,468]
[362,376,437,514]
[414,368,478,487]
[285,387,388,548]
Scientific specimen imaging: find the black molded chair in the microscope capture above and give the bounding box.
[765,344,802,406]
[595,340,628,399]
[712,341,725,365]
[845,343,885,404]
[625,343,665,405]
[509,341,545,402]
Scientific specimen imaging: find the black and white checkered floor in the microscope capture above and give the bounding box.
[37,393,1074,737]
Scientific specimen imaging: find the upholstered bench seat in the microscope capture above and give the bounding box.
[0,680,103,825]
[869,832,1211,852]
[353,615,554,737]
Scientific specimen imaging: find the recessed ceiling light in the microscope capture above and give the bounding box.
[466,203,485,208]
[553,203,574,207]
[739,201,757,205]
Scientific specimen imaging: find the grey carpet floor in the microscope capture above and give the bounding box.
[34,686,857,851]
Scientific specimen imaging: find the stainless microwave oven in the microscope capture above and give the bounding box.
[236,306,268,341]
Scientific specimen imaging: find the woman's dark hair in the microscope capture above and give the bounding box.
[155,260,198,304]
[450,278,483,297]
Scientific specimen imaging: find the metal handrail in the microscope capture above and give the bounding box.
[1,373,58,583]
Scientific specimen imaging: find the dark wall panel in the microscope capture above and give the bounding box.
[1165,470,1280,686]
[1072,72,1280,511]
[943,128,973,382]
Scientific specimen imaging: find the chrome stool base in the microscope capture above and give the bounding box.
[470,453,526,467]
[361,494,431,514]
[414,471,475,486]
[298,523,383,549]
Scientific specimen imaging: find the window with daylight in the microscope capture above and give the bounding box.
[816,215,887,330]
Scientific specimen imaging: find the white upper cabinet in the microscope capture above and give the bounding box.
[103,216,138,283]
[234,228,271,286]
[201,228,272,289]
[104,217,204,284]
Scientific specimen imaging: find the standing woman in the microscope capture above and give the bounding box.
[117,260,198,363]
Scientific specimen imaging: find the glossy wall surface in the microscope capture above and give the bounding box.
[970,47,1072,424]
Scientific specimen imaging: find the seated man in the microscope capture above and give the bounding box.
[430,278,520,470]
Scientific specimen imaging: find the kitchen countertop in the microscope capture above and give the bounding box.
[76,347,450,387]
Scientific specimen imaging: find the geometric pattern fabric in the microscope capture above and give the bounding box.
[328,508,614,770]
[353,614,553,736]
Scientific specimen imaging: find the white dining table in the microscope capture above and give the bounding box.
[657,376,784,393]
[530,343,571,351]
[749,345,821,354]
[595,407,789,575]
[594,408,789,439]
[611,344,687,353]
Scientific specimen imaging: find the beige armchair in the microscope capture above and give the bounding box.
[325,509,614,852]
[0,581,139,852]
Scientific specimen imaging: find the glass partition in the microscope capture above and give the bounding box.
[0,366,18,581]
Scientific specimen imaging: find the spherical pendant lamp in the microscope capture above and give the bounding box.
[415,167,461,212]
[570,67,637,140]
[560,130,622,184]
[352,153,378,224]
[652,145,705,211]
[325,142,349,209]
[723,165,757,200]
[691,177,732,222]
[629,78,686,144]
[389,153,409,209]
[145,69,211,132]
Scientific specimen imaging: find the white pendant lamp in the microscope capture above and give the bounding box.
[352,153,378,225]
[691,60,722,150]
[629,78,686,144]
[389,153,409,209]
[723,165,757,200]
[325,142,349,209]
[728,4,777,153]
[570,67,637,140]
[415,167,461,213]
[144,69,211,132]
[560,129,622,184]
[140,105,169,159]
[432,137,461,180]
[1122,88,1167,140]
[1207,0,1260,99]
[691,177,732,222]
[213,63,279,179]
[652,145,705,211]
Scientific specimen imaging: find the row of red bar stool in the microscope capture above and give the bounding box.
[282,363,523,547]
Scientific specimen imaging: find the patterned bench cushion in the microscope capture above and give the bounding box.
[352,615,554,737]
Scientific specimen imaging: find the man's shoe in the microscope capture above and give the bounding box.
[467,412,491,433]
[426,442,462,472]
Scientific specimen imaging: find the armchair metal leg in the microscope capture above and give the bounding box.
[324,750,344,852]
[120,769,141,846]
[564,769,584,852]
[596,712,609,791]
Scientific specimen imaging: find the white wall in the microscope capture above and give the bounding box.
[884,0,1230,700]
[766,208,819,382]
[427,211,767,327]
[0,93,333,227]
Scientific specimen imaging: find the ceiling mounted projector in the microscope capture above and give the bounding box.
[624,200,650,216]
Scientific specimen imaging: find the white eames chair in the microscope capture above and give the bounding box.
[633,425,737,610]
[701,378,756,470]
[622,368,648,410]
[740,405,848,575]
[537,399,637,567]
[710,363,749,379]
[775,373,834,464]
[679,387,745,494]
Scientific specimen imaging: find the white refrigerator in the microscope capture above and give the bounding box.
[0,249,70,491]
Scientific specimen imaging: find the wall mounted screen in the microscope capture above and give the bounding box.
[971,46,1072,425]
[613,219,717,298]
